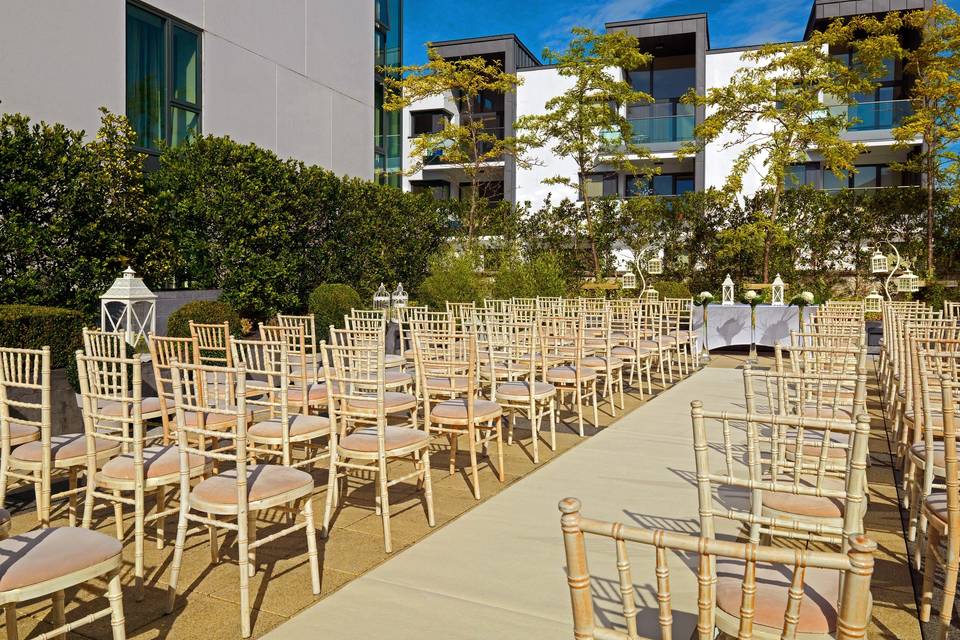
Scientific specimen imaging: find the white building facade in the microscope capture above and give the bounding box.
[403,0,927,210]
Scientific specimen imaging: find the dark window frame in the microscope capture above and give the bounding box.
[410,179,451,200]
[126,0,202,156]
[625,172,695,197]
[458,180,504,203]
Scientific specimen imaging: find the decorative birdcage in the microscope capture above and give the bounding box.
[722,274,735,306]
[865,291,883,313]
[897,269,920,293]
[373,283,390,309]
[771,274,785,307]
[871,250,889,274]
[100,267,156,346]
[392,283,408,308]
[647,257,663,275]
[620,271,637,290]
[642,287,659,302]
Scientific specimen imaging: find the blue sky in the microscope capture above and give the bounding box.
[403,0,956,65]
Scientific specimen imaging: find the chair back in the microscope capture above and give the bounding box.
[232,338,298,462]
[82,328,127,358]
[346,309,388,334]
[189,321,233,368]
[322,328,388,439]
[749,355,867,420]
[0,346,51,464]
[558,497,877,640]
[414,331,479,424]
[260,324,314,408]
[639,301,664,339]
[665,297,693,332]
[149,335,198,443]
[76,351,143,472]
[780,340,864,376]
[276,313,319,367]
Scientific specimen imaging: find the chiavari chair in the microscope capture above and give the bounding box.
[542,314,599,437]
[83,329,166,424]
[637,301,676,385]
[664,296,697,375]
[346,309,405,369]
[275,313,323,379]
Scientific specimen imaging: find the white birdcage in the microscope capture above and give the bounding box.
[865,291,883,313]
[871,250,889,274]
[392,283,408,308]
[722,274,735,306]
[642,287,659,302]
[100,267,156,346]
[620,271,637,290]
[771,274,785,307]
[373,283,390,309]
[897,269,920,293]
[647,257,663,275]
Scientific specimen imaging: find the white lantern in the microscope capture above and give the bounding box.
[373,283,390,309]
[100,267,156,346]
[392,283,408,308]
[722,274,735,306]
[620,271,637,290]
[647,257,663,275]
[771,274,785,307]
[642,287,659,302]
[870,250,889,274]
[865,292,883,313]
[897,269,920,293]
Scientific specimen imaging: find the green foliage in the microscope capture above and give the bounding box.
[653,280,693,300]
[166,300,241,338]
[492,252,568,299]
[417,250,490,308]
[307,284,362,341]
[0,305,85,369]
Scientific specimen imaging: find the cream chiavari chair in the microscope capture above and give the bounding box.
[637,301,675,385]
[558,497,876,640]
[395,305,428,367]
[535,296,563,315]
[445,301,476,331]
[483,298,511,314]
[510,297,537,316]
[879,301,922,385]
[77,351,209,600]
[83,329,166,423]
[346,309,404,369]
[260,324,335,413]
[276,313,323,380]
[320,328,434,553]
[609,299,655,397]
[414,330,504,499]
[665,296,698,374]
[189,320,233,368]
[542,314,599,437]
[578,305,626,416]
[944,301,960,320]
[167,360,320,638]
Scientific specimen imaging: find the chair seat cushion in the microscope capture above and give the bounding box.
[100,444,207,481]
[101,396,163,417]
[7,422,39,445]
[11,434,119,463]
[761,476,846,519]
[191,465,313,506]
[288,383,328,403]
[784,431,849,460]
[610,346,638,357]
[716,558,840,634]
[181,410,248,428]
[0,527,122,591]
[496,381,555,399]
[430,399,501,422]
[667,330,695,339]
[910,440,956,469]
[345,392,416,413]
[339,426,429,453]
[904,410,943,427]
[425,376,470,392]
[580,356,623,369]
[925,491,950,524]
[546,366,597,382]
[636,338,671,350]
[384,354,404,368]
[249,414,331,439]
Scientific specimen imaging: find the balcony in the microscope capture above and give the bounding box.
[827,99,912,131]
[422,127,505,165]
[602,115,695,150]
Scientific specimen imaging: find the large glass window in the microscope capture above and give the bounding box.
[460,181,504,203]
[411,180,451,200]
[375,0,402,187]
[626,173,694,197]
[126,3,201,152]
[411,111,448,136]
[582,173,619,199]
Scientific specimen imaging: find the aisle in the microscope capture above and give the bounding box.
[267,367,739,639]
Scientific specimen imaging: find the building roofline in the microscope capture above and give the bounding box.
[604,12,708,28]
[426,33,542,66]
[707,40,804,54]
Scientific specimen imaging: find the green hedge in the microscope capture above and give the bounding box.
[493,253,567,299]
[308,284,362,341]
[0,305,85,369]
[166,300,241,338]
[417,250,490,308]
[653,280,693,300]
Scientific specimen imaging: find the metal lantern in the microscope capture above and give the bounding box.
[620,271,637,290]
[865,291,883,313]
[392,283,408,308]
[642,287,659,302]
[373,283,390,309]
[871,250,889,274]
[771,274,785,307]
[647,257,663,276]
[722,274,735,306]
[100,267,156,346]
[897,269,920,293]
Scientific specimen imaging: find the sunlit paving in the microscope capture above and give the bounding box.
[4,0,960,638]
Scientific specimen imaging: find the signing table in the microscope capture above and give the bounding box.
[690,303,818,350]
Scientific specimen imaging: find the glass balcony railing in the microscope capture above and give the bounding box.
[422,127,504,165]
[826,99,911,131]
[602,115,696,148]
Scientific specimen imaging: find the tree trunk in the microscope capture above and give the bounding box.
[926,157,935,277]
[762,183,782,283]
[580,183,602,280]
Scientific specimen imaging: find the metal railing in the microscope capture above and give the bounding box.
[826,99,912,131]
[422,127,505,165]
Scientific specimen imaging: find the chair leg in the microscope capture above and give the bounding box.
[166,501,189,614]
[156,486,167,550]
[529,399,539,464]
[448,434,458,477]
[422,447,435,527]
[237,513,252,639]
[921,525,940,622]
[303,498,321,595]
[321,458,337,539]
[4,603,18,640]
[107,569,127,640]
[575,388,584,437]
[495,417,505,482]
[53,590,65,640]
[378,457,393,553]
[68,468,78,527]
[467,425,480,500]
[247,511,257,578]
[940,530,960,640]
[82,476,96,529]
[37,470,50,528]
[208,516,219,564]
[134,505,145,601]
[112,490,124,540]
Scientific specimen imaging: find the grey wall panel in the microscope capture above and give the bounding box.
[276,67,334,168]
[204,0,306,75]
[149,0,203,26]
[305,0,374,106]
[331,91,374,179]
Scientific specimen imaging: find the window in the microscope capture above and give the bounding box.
[126,2,201,152]
[784,163,819,189]
[460,181,504,203]
[411,111,448,136]
[582,173,619,199]
[411,180,451,200]
[626,173,694,197]
[626,54,695,119]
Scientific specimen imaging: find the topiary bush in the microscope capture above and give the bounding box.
[493,252,567,299]
[653,280,693,300]
[417,250,490,308]
[0,305,86,369]
[308,284,362,340]
[166,300,241,338]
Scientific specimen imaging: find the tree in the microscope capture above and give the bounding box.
[516,28,654,280]
[887,2,960,276]
[381,48,535,243]
[680,20,900,282]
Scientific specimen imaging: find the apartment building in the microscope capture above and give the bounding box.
[0,0,399,182]
[403,0,928,209]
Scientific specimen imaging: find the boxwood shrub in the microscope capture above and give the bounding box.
[653,280,693,300]
[166,300,241,338]
[308,284,362,340]
[0,305,86,369]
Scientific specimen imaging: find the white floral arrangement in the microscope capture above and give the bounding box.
[801,291,814,304]
[791,291,815,307]
[744,290,757,301]
[695,291,714,306]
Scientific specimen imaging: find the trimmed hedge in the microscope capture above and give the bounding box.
[308,284,362,341]
[653,280,693,300]
[166,300,241,338]
[493,253,567,299]
[0,305,85,369]
[417,250,490,308]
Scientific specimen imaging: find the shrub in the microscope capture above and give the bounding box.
[417,250,490,308]
[308,284,362,340]
[653,280,693,300]
[166,300,241,338]
[0,305,86,369]
[493,252,567,299]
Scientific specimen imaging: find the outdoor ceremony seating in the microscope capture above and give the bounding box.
[83,329,166,423]
[260,324,332,413]
[346,309,405,369]
[542,314,599,437]
[577,302,626,415]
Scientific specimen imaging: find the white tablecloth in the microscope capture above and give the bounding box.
[690,304,818,349]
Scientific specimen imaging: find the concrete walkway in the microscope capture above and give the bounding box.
[267,367,740,639]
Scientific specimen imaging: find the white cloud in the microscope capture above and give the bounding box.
[539,0,680,52]
[710,0,810,47]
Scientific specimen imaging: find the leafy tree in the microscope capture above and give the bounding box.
[516,28,655,280]
[381,48,535,243]
[680,20,900,282]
